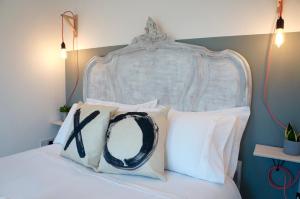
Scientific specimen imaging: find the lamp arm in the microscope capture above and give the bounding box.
[61,11,78,37]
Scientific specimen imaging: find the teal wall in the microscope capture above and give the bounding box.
[66,32,300,199]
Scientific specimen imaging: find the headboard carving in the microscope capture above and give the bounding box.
[132,17,168,44]
[83,17,252,111]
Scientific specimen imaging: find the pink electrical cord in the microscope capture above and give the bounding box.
[263,30,287,129]
[263,0,286,129]
[265,1,300,198]
[61,11,79,105]
[268,165,300,199]
[66,32,79,105]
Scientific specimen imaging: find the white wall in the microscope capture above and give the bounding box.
[73,0,300,50]
[0,0,74,157]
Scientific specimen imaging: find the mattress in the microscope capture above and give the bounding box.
[0,144,241,199]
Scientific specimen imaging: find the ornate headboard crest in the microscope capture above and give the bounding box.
[132,17,168,44]
[83,17,252,111]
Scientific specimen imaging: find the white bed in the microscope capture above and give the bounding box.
[0,144,241,199]
[0,18,251,199]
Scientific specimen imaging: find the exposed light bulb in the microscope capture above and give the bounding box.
[275,16,284,48]
[275,28,284,48]
[60,42,67,59]
[60,48,67,59]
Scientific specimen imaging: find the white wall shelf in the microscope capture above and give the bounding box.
[50,120,63,126]
[254,144,300,164]
[254,144,300,194]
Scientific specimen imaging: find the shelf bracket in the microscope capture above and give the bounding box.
[272,159,285,170]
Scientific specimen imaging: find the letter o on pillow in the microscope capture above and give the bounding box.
[103,112,159,170]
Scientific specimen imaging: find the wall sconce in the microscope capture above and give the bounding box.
[275,0,284,48]
[60,11,78,59]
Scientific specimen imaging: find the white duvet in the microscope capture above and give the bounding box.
[0,145,241,199]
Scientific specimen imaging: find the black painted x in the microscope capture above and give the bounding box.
[64,109,100,158]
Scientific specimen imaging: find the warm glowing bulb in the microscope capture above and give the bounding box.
[60,42,67,59]
[275,16,284,48]
[275,28,284,48]
[60,48,67,59]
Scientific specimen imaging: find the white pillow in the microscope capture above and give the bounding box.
[86,98,158,112]
[166,109,237,183]
[137,105,167,112]
[212,107,250,178]
[198,107,250,178]
[165,107,250,181]
[54,103,81,145]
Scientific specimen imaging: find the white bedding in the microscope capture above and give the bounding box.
[0,145,241,199]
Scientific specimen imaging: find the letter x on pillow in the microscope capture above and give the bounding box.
[64,109,100,158]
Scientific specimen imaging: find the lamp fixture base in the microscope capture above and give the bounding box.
[62,14,78,37]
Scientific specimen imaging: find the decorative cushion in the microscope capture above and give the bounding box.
[54,102,82,145]
[61,103,117,169]
[97,108,169,180]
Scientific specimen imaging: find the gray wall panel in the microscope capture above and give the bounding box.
[66,32,300,199]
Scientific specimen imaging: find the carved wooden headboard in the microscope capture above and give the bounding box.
[83,18,252,111]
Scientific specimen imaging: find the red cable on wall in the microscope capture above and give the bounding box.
[263,0,286,129]
[263,31,287,129]
[264,1,300,199]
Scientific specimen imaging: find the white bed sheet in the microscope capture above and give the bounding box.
[0,144,241,199]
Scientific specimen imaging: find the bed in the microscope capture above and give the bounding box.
[0,145,241,199]
[0,18,251,199]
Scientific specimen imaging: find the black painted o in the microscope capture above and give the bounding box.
[103,112,158,170]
